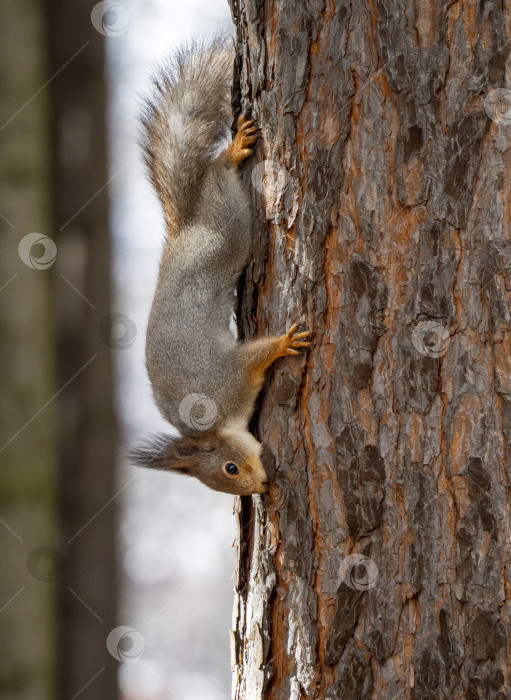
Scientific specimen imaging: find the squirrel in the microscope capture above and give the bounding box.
[130,37,311,496]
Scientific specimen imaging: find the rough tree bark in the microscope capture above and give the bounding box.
[230,1,511,698]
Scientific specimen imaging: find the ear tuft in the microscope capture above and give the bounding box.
[128,433,179,472]
[128,434,208,476]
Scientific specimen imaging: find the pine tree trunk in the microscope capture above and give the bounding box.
[44,2,119,698]
[0,1,56,697]
[230,1,511,698]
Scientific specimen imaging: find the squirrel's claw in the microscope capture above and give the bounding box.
[280,323,312,357]
[291,331,311,340]
[237,114,257,129]
[238,117,258,146]
[238,116,258,145]
[226,115,258,167]
[286,325,311,339]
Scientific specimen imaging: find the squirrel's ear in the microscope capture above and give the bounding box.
[129,434,195,474]
[174,433,219,456]
[172,437,201,459]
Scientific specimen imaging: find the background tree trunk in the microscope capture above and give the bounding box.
[230,1,511,698]
[45,2,119,698]
[0,2,56,697]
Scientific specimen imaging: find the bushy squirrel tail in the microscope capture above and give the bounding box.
[141,36,234,236]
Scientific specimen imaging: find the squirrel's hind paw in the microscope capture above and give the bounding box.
[226,114,258,167]
[238,115,258,140]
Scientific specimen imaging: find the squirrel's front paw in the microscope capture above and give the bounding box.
[226,114,258,167]
[279,324,311,357]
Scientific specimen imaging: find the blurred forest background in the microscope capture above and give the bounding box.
[0,1,236,699]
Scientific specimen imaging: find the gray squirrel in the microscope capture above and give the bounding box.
[130,37,311,495]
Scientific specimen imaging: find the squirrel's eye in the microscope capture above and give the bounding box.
[224,462,239,476]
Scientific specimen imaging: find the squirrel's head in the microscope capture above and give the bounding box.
[130,429,268,496]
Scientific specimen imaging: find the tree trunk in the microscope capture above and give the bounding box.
[0,1,56,697]
[230,1,511,698]
[44,2,119,698]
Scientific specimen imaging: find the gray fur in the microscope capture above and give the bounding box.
[141,36,234,235]
[146,157,255,434]
[136,39,273,495]
[141,37,256,434]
